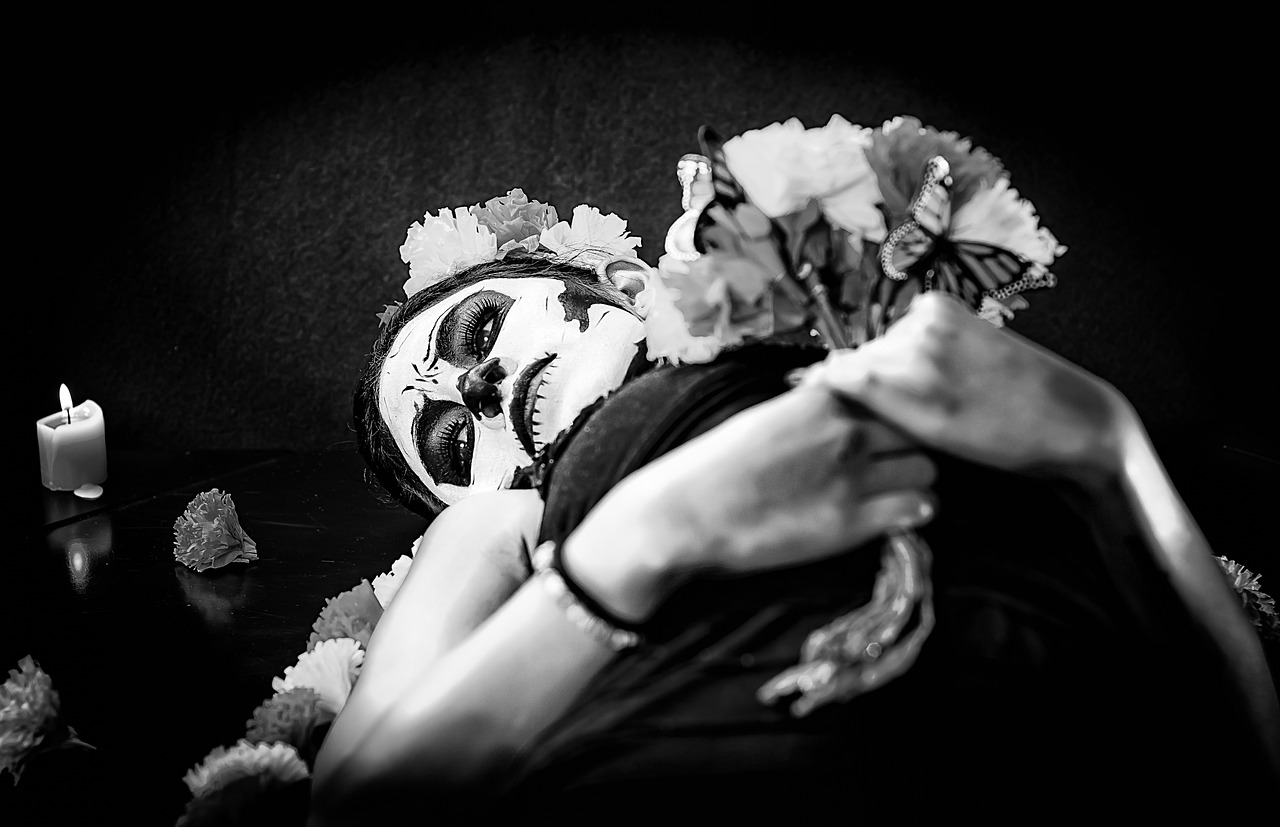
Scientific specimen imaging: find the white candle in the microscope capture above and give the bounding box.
[37,384,108,492]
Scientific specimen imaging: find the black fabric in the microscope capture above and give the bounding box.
[491,344,1269,816]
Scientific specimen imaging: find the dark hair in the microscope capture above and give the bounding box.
[352,251,640,519]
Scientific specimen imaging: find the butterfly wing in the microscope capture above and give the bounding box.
[935,240,1048,309]
[884,222,934,277]
[881,156,951,280]
[692,126,785,263]
[931,241,1029,309]
[884,156,1050,310]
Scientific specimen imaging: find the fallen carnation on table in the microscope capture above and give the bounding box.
[173,488,259,572]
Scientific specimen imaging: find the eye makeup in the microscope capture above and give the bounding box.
[413,398,475,487]
[380,275,647,508]
[435,289,515,368]
[555,278,630,332]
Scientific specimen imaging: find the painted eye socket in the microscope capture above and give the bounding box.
[438,290,514,367]
[415,401,474,487]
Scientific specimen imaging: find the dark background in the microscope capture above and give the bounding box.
[13,26,1273,563]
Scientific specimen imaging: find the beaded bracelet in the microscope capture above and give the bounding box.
[531,540,642,651]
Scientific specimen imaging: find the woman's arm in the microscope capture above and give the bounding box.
[811,291,1280,774]
[309,389,938,824]
[1089,412,1280,775]
[313,488,541,807]
[310,572,621,823]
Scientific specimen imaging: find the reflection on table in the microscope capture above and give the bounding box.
[6,445,427,824]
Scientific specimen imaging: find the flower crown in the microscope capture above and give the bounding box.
[650,114,1068,361]
[377,189,642,328]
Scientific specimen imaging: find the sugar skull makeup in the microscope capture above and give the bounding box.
[378,275,646,508]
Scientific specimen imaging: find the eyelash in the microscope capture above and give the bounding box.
[444,291,513,366]
[417,403,473,487]
[463,308,499,356]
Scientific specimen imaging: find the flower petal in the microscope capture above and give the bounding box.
[270,638,365,716]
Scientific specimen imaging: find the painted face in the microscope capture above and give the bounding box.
[379,275,646,508]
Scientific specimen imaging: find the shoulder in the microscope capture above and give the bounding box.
[426,490,544,574]
[436,488,543,523]
[432,490,543,545]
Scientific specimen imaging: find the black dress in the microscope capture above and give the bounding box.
[497,344,1271,817]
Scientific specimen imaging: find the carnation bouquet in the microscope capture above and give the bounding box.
[647,114,1066,715]
[650,115,1064,363]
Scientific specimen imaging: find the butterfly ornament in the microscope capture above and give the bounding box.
[876,155,1057,329]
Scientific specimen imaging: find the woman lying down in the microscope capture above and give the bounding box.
[310,190,1278,821]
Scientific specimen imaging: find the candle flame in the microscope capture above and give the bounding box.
[59,383,73,410]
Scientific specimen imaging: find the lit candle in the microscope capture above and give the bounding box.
[37,384,108,492]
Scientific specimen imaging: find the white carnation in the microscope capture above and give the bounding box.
[640,255,724,365]
[950,179,1066,266]
[182,739,309,797]
[723,114,883,240]
[372,554,414,608]
[270,637,365,716]
[399,207,498,296]
[539,205,642,271]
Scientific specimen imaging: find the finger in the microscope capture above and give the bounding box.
[812,345,875,394]
[845,490,937,537]
[854,452,938,494]
[792,347,857,389]
[822,357,952,445]
[794,340,895,395]
[816,345,898,402]
[832,416,924,464]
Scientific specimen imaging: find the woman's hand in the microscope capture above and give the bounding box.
[806,291,1135,481]
[565,384,938,622]
[804,292,1280,767]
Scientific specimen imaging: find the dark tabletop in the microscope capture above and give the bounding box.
[4,443,428,824]
[6,439,1279,823]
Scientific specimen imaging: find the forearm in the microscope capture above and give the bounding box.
[561,473,690,625]
[309,574,620,823]
[1069,406,1280,772]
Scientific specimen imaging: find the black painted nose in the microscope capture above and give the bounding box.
[457,357,507,419]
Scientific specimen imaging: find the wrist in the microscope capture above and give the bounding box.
[532,542,642,649]
[1057,399,1199,578]
[560,475,696,625]
[1057,387,1145,501]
